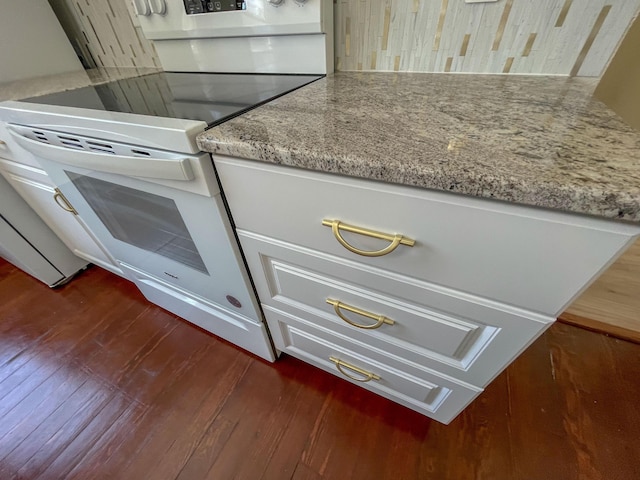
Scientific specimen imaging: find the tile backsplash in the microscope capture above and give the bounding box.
[49,0,158,69]
[334,0,640,76]
[50,1,638,77]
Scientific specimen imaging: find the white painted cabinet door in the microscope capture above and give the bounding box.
[1,167,122,276]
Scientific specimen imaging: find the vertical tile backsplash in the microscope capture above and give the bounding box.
[49,0,158,69]
[334,0,640,76]
[50,1,638,77]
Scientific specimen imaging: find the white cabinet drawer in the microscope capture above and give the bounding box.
[216,157,638,316]
[265,306,482,424]
[239,231,550,386]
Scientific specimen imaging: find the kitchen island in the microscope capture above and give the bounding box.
[198,72,640,423]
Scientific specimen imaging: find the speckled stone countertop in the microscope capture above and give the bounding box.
[0,67,161,102]
[198,72,640,224]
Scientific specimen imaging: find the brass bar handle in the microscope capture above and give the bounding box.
[326,298,395,330]
[321,219,414,257]
[53,188,78,215]
[329,356,381,383]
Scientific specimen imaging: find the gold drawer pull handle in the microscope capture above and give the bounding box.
[329,356,381,383]
[53,188,78,215]
[326,298,395,330]
[322,219,414,257]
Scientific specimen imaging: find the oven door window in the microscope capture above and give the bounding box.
[67,172,208,274]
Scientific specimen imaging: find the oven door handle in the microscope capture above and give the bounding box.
[7,127,194,181]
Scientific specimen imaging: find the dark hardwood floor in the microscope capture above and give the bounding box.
[1,259,639,480]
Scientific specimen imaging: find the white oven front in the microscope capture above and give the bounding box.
[7,123,274,360]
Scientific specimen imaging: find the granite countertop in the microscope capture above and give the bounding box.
[0,67,161,102]
[198,72,640,224]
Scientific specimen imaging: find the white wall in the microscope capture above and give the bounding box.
[595,14,640,131]
[0,0,83,83]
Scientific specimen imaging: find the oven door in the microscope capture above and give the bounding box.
[7,124,262,324]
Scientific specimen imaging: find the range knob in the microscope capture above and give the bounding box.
[294,0,308,3]
[268,0,284,6]
[132,0,151,16]
[148,0,167,15]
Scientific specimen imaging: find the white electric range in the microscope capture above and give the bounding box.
[0,0,333,361]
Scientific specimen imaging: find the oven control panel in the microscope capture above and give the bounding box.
[140,0,327,42]
[183,0,246,14]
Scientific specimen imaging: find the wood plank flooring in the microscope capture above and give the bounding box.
[561,238,640,343]
[1,259,639,480]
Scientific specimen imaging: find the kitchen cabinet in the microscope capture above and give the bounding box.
[0,123,123,276]
[214,155,639,424]
[0,173,87,286]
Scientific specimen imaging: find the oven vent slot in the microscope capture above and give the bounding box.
[87,140,113,149]
[31,130,50,143]
[13,125,196,162]
[131,149,151,156]
[89,146,116,154]
[61,141,84,149]
[35,131,119,155]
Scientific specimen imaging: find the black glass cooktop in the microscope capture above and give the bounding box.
[24,72,322,127]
